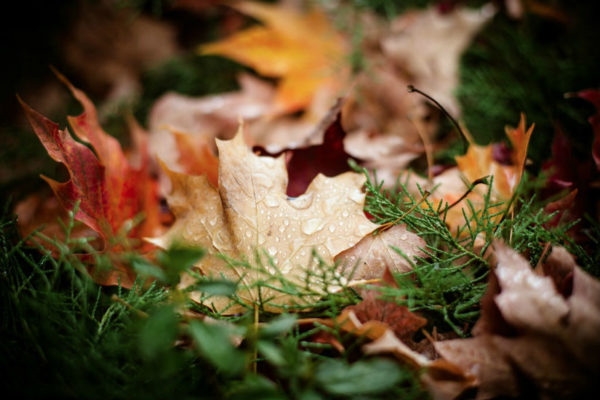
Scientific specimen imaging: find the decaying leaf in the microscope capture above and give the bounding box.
[200,1,349,114]
[18,74,162,286]
[344,289,427,342]
[434,242,600,399]
[335,224,425,280]
[152,127,378,312]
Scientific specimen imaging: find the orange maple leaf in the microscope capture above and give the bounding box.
[19,73,162,286]
[199,1,349,114]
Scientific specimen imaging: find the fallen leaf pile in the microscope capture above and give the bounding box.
[149,1,495,187]
[13,1,600,399]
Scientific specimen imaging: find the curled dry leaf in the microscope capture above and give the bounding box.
[434,242,600,399]
[151,128,377,313]
[335,224,426,280]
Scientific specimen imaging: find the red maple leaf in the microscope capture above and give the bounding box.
[19,72,162,286]
[255,105,360,196]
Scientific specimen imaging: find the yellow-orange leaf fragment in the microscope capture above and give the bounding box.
[200,1,348,114]
[152,126,377,313]
[423,114,534,234]
[172,129,219,187]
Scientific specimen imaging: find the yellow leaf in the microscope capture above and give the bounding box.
[152,126,377,313]
[199,1,349,114]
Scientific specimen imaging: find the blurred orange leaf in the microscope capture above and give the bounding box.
[199,1,348,114]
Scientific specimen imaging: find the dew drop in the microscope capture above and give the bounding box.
[279,225,286,233]
[350,188,364,204]
[328,225,336,233]
[342,211,349,218]
[301,218,324,235]
[289,192,314,210]
[264,195,279,208]
[245,230,252,239]
[257,232,266,244]
[400,234,408,241]
[267,247,278,257]
[283,219,290,226]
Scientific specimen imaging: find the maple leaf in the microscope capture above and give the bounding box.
[18,73,162,286]
[434,242,600,399]
[152,127,378,312]
[199,1,349,114]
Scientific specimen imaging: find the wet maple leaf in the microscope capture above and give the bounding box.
[152,127,377,313]
[19,74,162,286]
[199,1,349,114]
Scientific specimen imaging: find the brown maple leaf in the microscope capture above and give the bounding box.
[151,126,378,313]
[434,242,600,399]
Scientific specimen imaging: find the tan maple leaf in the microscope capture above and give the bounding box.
[151,126,377,313]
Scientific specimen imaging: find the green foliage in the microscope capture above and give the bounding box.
[458,3,600,166]
[358,165,598,335]
[0,205,425,399]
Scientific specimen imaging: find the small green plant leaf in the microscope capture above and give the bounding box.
[189,320,246,376]
[315,358,403,396]
[138,306,177,360]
